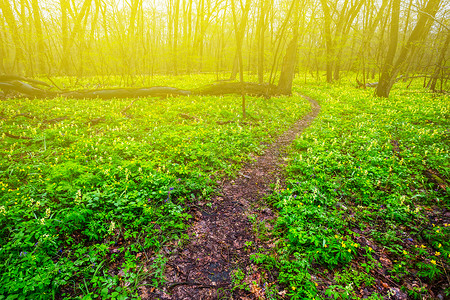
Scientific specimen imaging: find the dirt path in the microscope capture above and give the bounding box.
[148,96,320,299]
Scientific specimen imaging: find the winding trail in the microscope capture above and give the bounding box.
[150,96,320,299]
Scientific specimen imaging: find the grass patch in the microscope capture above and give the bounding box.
[255,79,450,299]
[0,75,310,299]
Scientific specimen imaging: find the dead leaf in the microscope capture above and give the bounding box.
[379,256,392,267]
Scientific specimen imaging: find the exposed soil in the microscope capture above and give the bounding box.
[143,96,321,299]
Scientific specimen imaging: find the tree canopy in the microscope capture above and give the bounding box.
[0,0,449,97]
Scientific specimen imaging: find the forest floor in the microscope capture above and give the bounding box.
[140,96,321,299]
[2,78,448,299]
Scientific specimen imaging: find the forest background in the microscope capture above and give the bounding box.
[0,0,448,95]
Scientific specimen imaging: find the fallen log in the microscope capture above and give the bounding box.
[0,75,285,100]
[61,86,192,99]
[0,75,52,87]
[194,82,277,97]
[0,81,56,98]
[0,77,193,99]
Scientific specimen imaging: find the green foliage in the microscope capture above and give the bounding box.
[334,268,375,288]
[0,76,309,298]
[255,78,450,298]
[2,75,449,299]
[230,268,248,292]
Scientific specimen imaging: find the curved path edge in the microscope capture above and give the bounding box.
[146,96,320,299]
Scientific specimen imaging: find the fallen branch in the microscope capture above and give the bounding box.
[167,281,200,290]
[167,281,228,291]
[373,268,400,288]
[424,168,448,191]
[87,117,106,126]
[120,99,138,119]
[4,132,33,140]
[0,80,56,98]
[62,86,192,99]
[44,116,69,124]
[216,120,235,125]
[216,120,258,126]
[179,113,199,121]
[13,113,36,119]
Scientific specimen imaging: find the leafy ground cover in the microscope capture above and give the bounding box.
[253,80,449,299]
[0,75,310,299]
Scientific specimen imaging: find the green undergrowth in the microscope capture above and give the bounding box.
[0,76,309,299]
[39,73,260,91]
[252,80,449,299]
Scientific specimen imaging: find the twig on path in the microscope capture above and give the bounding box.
[373,265,400,288]
[167,281,228,291]
[195,283,229,289]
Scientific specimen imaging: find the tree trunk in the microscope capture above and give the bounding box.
[231,0,251,117]
[128,0,141,76]
[428,31,449,92]
[60,0,70,74]
[333,0,365,81]
[376,0,400,98]
[357,0,389,84]
[184,0,192,74]
[31,0,46,74]
[268,0,297,85]
[0,14,7,73]
[319,0,333,83]
[277,34,298,95]
[173,0,180,75]
[376,0,441,97]
[1,0,26,74]
[59,0,92,74]
[230,0,251,81]
[257,0,266,84]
